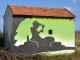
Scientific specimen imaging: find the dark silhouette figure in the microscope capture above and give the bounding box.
[29,21,74,52]
[30,21,44,41]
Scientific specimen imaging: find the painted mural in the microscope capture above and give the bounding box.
[13,17,75,54]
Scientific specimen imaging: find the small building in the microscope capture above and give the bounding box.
[3,4,75,54]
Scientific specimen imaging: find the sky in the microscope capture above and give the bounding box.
[0,0,80,32]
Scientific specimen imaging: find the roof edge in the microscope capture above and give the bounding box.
[13,15,75,19]
[64,8,76,18]
[8,4,14,14]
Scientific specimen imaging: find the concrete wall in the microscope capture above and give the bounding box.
[11,17,75,54]
[3,6,13,51]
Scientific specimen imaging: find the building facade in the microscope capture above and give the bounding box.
[3,4,75,54]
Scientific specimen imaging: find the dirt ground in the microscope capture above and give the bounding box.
[0,31,80,60]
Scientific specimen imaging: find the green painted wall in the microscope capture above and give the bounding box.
[14,17,75,48]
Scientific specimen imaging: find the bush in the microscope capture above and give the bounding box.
[0,31,4,47]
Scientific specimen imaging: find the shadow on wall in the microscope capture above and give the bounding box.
[13,21,74,54]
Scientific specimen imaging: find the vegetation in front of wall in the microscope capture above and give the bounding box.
[0,31,4,47]
[0,31,80,60]
[0,31,3,38]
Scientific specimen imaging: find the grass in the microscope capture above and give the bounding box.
[0,31,80,60]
